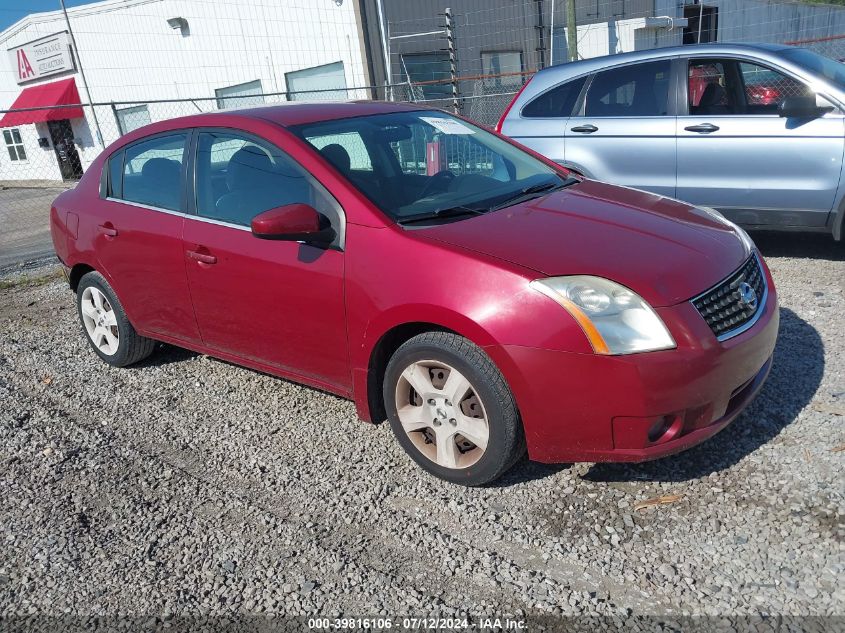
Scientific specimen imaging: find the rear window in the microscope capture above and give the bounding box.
[585,60,671,117]
[522,76,586,118]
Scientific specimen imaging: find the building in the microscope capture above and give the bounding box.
[360,0,845,111]
[0,0,371,182]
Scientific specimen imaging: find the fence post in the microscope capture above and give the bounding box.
[445,7,459,114]
[566,0,578,62]
[110,102,122,136]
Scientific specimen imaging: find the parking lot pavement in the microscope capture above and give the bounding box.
[0,186,70,270]
[0,234,842,625]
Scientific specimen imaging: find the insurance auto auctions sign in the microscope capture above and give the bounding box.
[8,32,75,84]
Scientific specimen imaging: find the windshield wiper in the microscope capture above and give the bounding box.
[397,205,487,225]
[488,177,579,212]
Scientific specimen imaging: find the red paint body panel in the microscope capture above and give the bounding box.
[491,261,778,462]
[50,102,779,465]
[251,203,321,237]
[418,181,747,307]
[182,218,349,391]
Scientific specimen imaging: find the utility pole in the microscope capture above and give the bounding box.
[60,0,104,147]
[566,0,578,62]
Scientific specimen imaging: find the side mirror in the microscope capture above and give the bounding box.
[778,95,831,118]
[251,203,336,245]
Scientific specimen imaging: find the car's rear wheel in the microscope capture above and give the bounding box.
[76,271,155,367]
[384,332,525,486]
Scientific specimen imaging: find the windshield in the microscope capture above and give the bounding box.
[289,110,570,223]
[781,47,845,90]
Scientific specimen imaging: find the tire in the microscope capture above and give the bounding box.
[383,331,526,486]
[76,271,156,367]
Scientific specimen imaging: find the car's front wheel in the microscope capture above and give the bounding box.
[76,271,156,367]
[384,332,525,486]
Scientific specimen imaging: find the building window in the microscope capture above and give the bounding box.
[400,53,452,99]
[481,51,523,88]
[215,80,265,110]
[683,5,718,45]
[3,128,27,161]
[286,62,347,101]
[115,105,151,135]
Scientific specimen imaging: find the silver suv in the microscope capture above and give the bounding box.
[498,43,845,239]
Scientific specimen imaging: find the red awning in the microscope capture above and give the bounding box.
[0,78,84,128]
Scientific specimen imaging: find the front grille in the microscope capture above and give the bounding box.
[691,255,766,340]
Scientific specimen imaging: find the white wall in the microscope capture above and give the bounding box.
[0,0,368,181]
[553,18,683,63]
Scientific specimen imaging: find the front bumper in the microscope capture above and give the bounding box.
[487,260,779,464]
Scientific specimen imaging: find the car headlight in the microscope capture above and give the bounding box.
[530,276,676,355]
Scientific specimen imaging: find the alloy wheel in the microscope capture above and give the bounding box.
[80,286,120,356]
[394,360,489,469]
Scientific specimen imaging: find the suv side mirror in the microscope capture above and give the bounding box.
[251,203,336,245]
[778,95,831,118]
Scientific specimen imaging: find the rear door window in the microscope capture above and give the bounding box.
[522,76,587,118]
[584,60,671,117]
[120,133,187,211]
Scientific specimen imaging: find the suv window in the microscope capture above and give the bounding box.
[194,131,338,228]
[585,60,671,117]
[120,133,187,211]
[688,59,814,115]
[739,62,814,114]
[522,76,587,118]
[689,61,735,114]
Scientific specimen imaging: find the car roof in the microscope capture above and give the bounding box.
[206,100,428,128]
[534,42,795,78]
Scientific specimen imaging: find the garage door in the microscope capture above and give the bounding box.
[286,62,347,101]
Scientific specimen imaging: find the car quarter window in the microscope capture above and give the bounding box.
[194,131,339,228]
[119,133,187,211]
[522,76,587,118]
[107,150,123,198]
[688,59,814,115]
[584,60,671,117]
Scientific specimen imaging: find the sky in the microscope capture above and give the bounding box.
[0,0,100,31]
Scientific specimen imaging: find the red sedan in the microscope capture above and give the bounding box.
[50,102,778,485]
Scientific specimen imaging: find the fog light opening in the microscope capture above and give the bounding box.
[647,416,675,443]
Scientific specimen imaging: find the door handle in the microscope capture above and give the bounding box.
[186,249,217,265]
[571,124,598,134]
[97,224,118,238]
[684,123,720,134]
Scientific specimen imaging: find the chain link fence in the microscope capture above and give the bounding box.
[4,0,845,268]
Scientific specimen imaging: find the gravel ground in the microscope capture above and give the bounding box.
[0,232,843,630]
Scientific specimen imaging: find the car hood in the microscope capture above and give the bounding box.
[417,180,749,307]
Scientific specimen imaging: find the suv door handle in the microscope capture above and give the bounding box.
[571,124,598,134]
[684,123,720,134]
[186,249,217,265]
[97,223,118,237]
